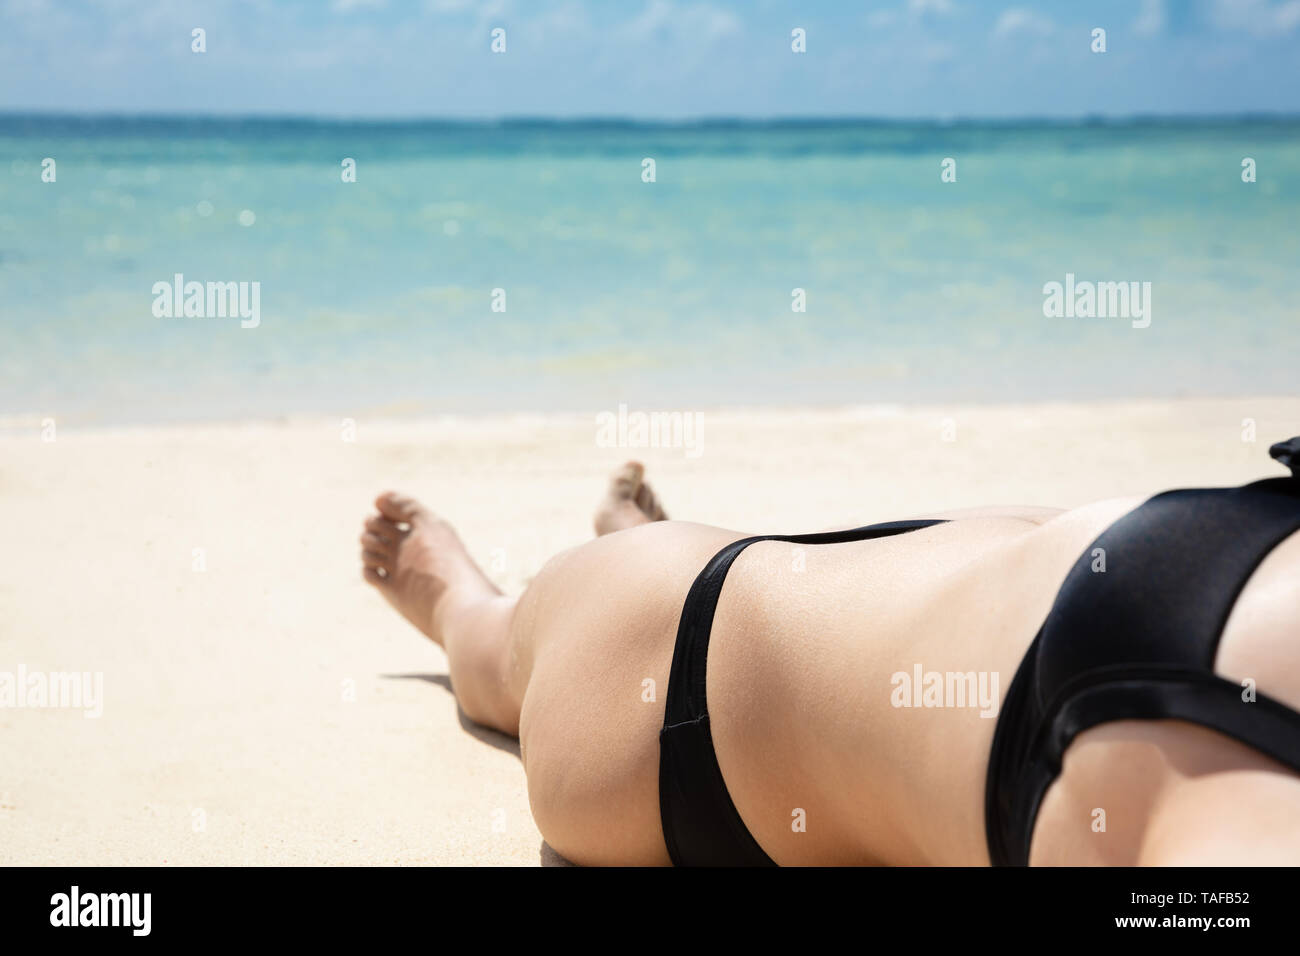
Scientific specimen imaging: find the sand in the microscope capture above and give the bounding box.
[2,396,1298,865]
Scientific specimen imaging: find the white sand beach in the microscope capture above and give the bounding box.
[2,396,1298,866]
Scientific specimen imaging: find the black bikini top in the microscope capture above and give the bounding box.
[986,435,1300,865]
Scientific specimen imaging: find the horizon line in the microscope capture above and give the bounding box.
[3,109,1300,127]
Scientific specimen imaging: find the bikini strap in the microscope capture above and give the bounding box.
[665,520,948,727]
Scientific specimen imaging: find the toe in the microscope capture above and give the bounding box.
[611,461,645,498]
[361,549,390,569]
[633,477,667,521]
[362,566,387,587]
[364,515,402,542]
[375,491,424,523]
[360,532,391,556]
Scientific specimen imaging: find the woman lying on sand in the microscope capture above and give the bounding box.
[359,439,1300,866]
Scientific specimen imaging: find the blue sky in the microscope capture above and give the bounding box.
[3,0,1299,118]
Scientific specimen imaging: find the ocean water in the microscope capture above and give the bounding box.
[1,116,1297,426]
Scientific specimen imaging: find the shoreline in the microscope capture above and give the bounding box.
[1,393,1295,438]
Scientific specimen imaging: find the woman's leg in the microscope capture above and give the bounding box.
[358,461,674,732]
[360,465,739,864]
[360,490,524,733]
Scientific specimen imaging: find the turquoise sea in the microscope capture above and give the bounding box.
[1,116,1297,426]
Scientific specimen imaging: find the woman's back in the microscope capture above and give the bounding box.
[704,502,1136,864]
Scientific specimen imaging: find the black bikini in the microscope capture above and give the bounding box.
[658,437,1300,866]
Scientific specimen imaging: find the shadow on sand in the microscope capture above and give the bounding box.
[382,671,574,867]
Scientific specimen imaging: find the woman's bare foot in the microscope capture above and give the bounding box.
[360,491,500,646]
[593,461,669,536]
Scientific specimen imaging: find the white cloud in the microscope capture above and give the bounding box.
[992,7,1055,39]
[869,0,956,28]
[908,0,955,14]
[425,0,509,18]
[1210,0,1300,36]
[619,0,740,44]
[1133,0,1165,37]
